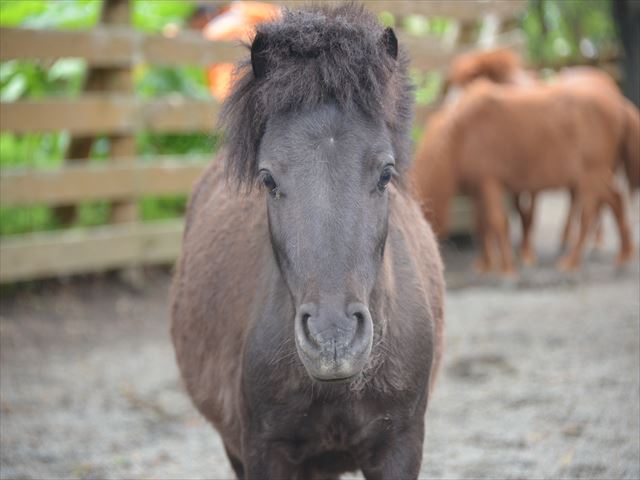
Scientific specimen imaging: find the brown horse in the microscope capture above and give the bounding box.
[171,5,444,479]
[413,78,636,273]
[508,67,634,265]
[427,50,639,270]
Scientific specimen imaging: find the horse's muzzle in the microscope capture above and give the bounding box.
[294,302,373,382]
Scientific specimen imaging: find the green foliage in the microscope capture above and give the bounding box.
[135,65,210,100]
[1,59,86,101]
[0,0,196,31]
[132,0,195,33]
[412,70,443,106]
[522,0,617,64]
[0,0,100,30]
[0,206,60,236]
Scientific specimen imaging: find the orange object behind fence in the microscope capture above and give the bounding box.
[191,1,281,100]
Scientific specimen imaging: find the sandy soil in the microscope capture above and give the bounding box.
[1,192,639,479]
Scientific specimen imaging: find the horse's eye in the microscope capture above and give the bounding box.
[377,166,394,191]
[261,171,280,198]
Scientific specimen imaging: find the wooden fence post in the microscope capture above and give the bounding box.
[100,0,137,225]
[56,0,136,226]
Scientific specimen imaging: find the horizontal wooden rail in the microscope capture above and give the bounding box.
[0,220,183,282]
[0,27,526,74]
[0,197,474,283]
[0,26,243,67]
[0,96,219,134]
[0,99,440,136]
[0,157,210,206]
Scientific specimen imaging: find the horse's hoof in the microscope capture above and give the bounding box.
[556,256,578,272]
[473,259,492,274]
[501,267,517,278]
[615,249,635,266]
[522,252,536,268]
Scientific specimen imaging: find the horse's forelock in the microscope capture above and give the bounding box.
[218,3,414,188]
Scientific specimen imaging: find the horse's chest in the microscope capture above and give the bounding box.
[264,399,391,465]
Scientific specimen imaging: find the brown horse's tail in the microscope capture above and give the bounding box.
[411,110,459,238]
[620,99,640,191]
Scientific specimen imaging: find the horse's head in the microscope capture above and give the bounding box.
[253,26,400,383]
[258,102,395,382]
[220,5,411,383]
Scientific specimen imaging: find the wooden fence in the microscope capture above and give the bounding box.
[0,0,526,283]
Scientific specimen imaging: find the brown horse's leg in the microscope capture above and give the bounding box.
[473,195,495,273]
[516,192,537,267]
[482,181,515,275]
[602,179,634,265]
[557,178,600,271]
[592,217,604,250]
[560,188,577,251]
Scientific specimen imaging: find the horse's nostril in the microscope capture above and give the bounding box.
[300,312,318,348]
[352,311,364,323]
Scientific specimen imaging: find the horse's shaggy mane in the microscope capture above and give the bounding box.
[219,3,414,186]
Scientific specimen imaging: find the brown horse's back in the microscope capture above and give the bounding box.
[451,82,625,193]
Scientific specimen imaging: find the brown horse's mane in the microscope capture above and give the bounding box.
[446,48,524,87]
[218,3,414,186]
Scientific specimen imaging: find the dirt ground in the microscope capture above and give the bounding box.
[1,192,639,480]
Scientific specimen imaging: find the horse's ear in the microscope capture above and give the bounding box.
[251,31,269,79]
[381,27,398,60]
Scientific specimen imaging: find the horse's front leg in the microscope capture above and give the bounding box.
[601,176,634,264]
[560,187,578,251]
[515,192,537,267]
[557,176,600,271]
[360,422,425,480]
[480,180,515,275]
[473,195,495,273]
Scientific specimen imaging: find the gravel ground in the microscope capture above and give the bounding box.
[1,192,639,479]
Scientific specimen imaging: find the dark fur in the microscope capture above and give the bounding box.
[219,3,414,185]
[172,4,444,479]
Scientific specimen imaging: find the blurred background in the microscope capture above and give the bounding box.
[0,0,638,478]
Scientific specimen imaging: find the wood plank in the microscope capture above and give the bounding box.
[1,100,438,147]
[141,33,243,67]
[0,25,525,84]
[0,27,243,67]
[96,0,139,224]
[54,0,133,226]
[0,220,184,282]
[0,158,209,206]
[0,96,219,134]
[0,27,132,67]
